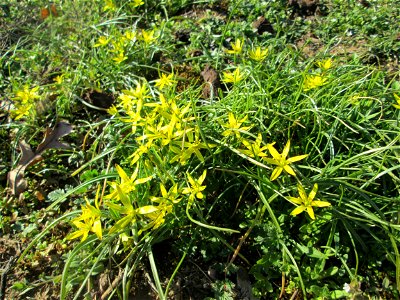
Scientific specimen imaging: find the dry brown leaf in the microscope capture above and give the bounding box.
[36,122,73,153]
[8,122,73,196]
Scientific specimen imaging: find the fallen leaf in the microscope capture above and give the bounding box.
[36,122,73,153]
[201,64,220,99]
[8,122,73,196]
[18,140,36,166]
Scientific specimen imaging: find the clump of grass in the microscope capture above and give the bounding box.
[2,0,400,299]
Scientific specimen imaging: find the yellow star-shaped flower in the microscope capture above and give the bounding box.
[263,140,308,181]
[288,183,331,220]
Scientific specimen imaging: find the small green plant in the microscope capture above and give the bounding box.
[2,0,400,299]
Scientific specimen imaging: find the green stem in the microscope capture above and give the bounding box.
[147,245,165,300]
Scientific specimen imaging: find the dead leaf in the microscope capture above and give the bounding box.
[201,64,220,99]
[18,140,36,166]
[35,191,45,201]
[36,122,73,153]
[8,122,73,196]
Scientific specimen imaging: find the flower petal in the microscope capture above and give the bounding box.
[263,157,279,165]
[291,206,306,216]
[312,200,331,207]
[160,183,168,198]
[308,183,318,201]
[66,230,85,241]
[306,206,315,219]
[287,154,308,163]
[116,165,130,183]
[270,167,283,181]
[92,219,103,240]
[282,140,290,159]
[297,184,307,201]
[283,164,296,176]
[267,143,281,160]
[287,196,302,205]
[137,205,159,214]
[134,175,153,185]
[198,170,207,184]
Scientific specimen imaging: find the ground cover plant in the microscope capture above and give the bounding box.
[1,0,400,299]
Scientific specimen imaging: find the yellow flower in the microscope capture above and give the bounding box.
[393,93,400,109]
[103,0,116,11]
[12,85,40,120]
[288,183,331,220]
[105,164,153,201]
[263,140,308,181]
[221,113,252,139]
[14,85,40,103]
[13,103,33,120]
[111,40,124,53]
[129,141,152,165]
[136,203,172,231]
[129,81,150,100]
[107,105,118,115]
[155,73,176,90]
[225,39,243,55]
[248,46,268,62]
[53,74,64,84]
[222,67,244,84]
[303,75,327,91]
[170,129,214,165]
[123,30,136,43]
[119,82,149,112]
[94,36,110,47]
[316,58,333,70]
[141,29,156,45]
[130,0,144,7]
[67,187,103,241]
[240,134,269,158]
[151,183,181,204]
[112,51,128,64]
[182,170,207,203]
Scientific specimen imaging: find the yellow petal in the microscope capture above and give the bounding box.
[134,175,153,185]
[270,167,283,181]
[267,143,281,160]
[283,164,296,176]
[287,196,302,205]
[282,140,290,159]
[287,154,308,163]
[263,157,279,165]
[306,206,315,219]
[92,219,103,240]
[312,200,331,207]
[137,205,159,215]
[160,183,168,198]
[198,170,207,184]
[297,184,307,201]
[66,230,85,241]
[308,184,318,201]
[291,206,306,216]
[116,165,130,183]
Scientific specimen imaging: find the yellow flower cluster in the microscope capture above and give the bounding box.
[303,58,333,91]
[220,113,331,220]
[12,85,40,120]
[69,76,214,242]
[103,0,144,12]
[93,26,158,65]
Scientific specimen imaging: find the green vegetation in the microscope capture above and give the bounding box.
[1,0,399,299]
